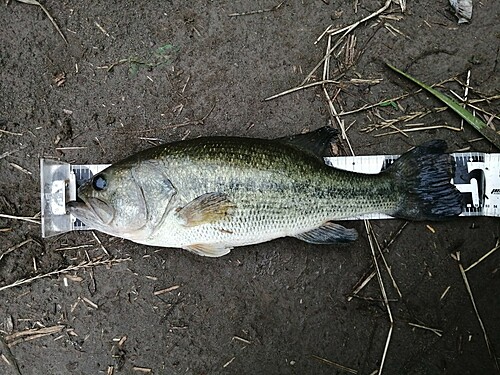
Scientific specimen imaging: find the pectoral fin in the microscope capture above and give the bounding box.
[176,192,235,227]
[294,222,358,244]
[185,243,232,257]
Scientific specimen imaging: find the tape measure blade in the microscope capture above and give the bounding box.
[42,153,499,238]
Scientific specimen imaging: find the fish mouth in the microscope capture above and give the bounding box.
[67,196,114,226]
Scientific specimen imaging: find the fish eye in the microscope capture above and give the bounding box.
[92,175,107,191]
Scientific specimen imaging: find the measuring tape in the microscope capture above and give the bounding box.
[40,152,500,238]
[326,153,500,220]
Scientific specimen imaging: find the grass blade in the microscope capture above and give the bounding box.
[387,64,500,150]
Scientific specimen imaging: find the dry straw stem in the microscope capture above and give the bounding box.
[55,146,87,151]
[232,336,251,345]
[0,257,131,292]
[364,220,393,375]
[94,21,112,38]
[132,367,152,373]
[373,123,463,138]
[362,108,449,133]
[5,325,65,347]
[0,146,27,160]
[353,221,403,299]
[364,110,461,137]
[370,223,402,298]
[464,239,500,273]
[453,252,499,371]
[440,285,451,301]
[320,34,359,156]
[54,244,94,252]
[408,322,443,337]
[0,213,40,225]
[0,334,22,375]
[322,35,349,145]
[295,0,396,89]
[0,129,23,136]
[348,222,407,301]
[351,295,398,302]
[324,0,394,40]
[222,357,235,368]
[360,93,499,137]
[153,284,180,296]
[0,238,34,262]
[263,80,339,101]
[348,268,376,301]
[312,355,358,374]
[228,1,285,17]
[131,103,216,134]
[81,296,99,309]
[9,162,32,175]
[92,231,110,256]
[458,69,471,131]
[307,0,395,78]
[467,102,500,121]
[264,78,380,102]
[388,64,500,149]
[15,0,68,44]
[338,90,497,118]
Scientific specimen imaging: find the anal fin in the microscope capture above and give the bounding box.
[294,222,358,244]
[177,192,235,227]
[185,243,232,257]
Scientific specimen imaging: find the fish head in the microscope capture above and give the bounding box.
[67,165,156,239]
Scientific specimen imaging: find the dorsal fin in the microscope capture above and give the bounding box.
[277,127,338,159]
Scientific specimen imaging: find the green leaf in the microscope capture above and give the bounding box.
[387,64,500,150]
[156,44,175,56]
[379,100,398,110]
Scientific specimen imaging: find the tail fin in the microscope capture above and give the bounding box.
[388,140,463,221]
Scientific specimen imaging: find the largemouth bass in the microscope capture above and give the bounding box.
[67,127,462,257]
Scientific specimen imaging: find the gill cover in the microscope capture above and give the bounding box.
[130,160,177,229]
[69,160,176,238]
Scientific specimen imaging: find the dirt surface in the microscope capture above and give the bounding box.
[1,1,499,374]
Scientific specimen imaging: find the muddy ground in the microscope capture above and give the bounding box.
[1,0,499,374]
